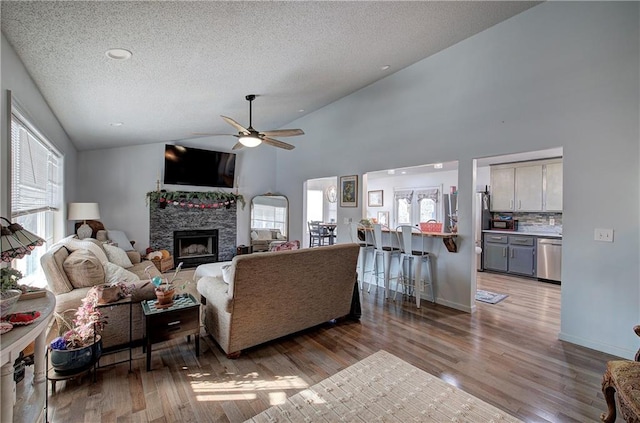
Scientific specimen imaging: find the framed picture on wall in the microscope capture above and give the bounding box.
[339,175,358,207]
[368,190,383,207]
[377,211,389,226]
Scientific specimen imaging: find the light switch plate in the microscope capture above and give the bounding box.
[594,228,614,242]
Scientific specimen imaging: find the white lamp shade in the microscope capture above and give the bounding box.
[67,203,100,221]
[239,136,262,148]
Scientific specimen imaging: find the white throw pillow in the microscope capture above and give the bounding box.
[107,230,134,251]
[63,237,109,265]
[221,264,235,284]
[103,262,140,285]
[103,244,134,268]
[250,231,258,240]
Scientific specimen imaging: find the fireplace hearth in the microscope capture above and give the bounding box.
[173,229,218,268]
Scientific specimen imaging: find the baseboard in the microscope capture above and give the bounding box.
[559,332,634,360]
[434,297,473,313]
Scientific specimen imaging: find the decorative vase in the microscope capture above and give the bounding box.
[155,287,175,307]
[50,336,102,375]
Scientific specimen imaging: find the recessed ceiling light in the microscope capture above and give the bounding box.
[298,109,305,113]
[434,163,443,169]
[401,171,407,175]
[105,48,132,60]
[387,169,395,175]
[381,65,390,70]
[109,122,123,127]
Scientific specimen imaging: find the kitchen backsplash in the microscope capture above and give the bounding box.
[492,212,562,234]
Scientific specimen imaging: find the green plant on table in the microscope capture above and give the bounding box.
[1,267,23,292]
[145,261,188,291]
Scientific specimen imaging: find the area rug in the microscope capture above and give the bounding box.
[475,290,509,304]
[246,350,522,422]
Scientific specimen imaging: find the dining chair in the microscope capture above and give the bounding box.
[369,224,401,297]
[349,222,375,289]
[394,225,434,308]
[308,221,323,247]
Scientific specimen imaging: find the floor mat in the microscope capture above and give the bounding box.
[476,289,509,304]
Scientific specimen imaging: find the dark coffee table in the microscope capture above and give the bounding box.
[141,293,200,371]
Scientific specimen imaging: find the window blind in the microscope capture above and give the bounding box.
[10,111,62,217]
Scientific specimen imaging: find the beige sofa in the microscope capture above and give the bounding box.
[197,243,360,357]
[250,228,286,252]
[41,239,161,350]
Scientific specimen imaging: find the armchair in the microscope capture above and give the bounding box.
[601,325,640,422]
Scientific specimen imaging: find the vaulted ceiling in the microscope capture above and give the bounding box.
[1,1,540,151]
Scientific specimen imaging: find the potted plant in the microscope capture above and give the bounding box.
[1,268,23,318]
[49,282,132,374]
[145,262,184,307]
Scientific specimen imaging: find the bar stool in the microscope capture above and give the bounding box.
[394,225,434,308]
[369,224,401,298]
[349,222,375,290]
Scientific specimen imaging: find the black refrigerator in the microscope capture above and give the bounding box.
[475,192,491,271]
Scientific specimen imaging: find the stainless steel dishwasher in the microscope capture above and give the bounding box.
[537,238,562,282]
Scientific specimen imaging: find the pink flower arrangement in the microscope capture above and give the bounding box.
[51,282,133,350]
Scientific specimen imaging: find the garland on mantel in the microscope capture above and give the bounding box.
[146,190,245,210]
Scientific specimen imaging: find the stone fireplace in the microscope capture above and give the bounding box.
[149,198,236,267]
[173,229,218,268]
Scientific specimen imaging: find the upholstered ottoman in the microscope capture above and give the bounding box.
[601,362,640,422]
[194,261,233,281]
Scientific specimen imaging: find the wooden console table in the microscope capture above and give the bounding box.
[1,291,55,423]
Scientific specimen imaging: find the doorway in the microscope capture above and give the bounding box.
[303,176,338,248]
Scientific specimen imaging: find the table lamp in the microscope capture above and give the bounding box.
[1,217,45,262]
[68,203,100,239]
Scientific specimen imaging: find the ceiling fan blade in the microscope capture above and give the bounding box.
[221,116,250,134]
[260,129,305,137]
[262,136,295,150]
[191,132,235,137]
[232,142,245,150]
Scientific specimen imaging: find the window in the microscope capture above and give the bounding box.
[393,187,440,227]
[10,107,63,287]
[252,204,287,235]
[307,190,324,222]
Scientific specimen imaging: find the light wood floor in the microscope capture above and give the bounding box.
[34,271,618,422]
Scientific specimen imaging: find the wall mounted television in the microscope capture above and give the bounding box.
[164,144,236,188]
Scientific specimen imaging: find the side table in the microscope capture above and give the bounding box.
[1,291,55,423]
[141,293,200,371]
[95,296,133,375]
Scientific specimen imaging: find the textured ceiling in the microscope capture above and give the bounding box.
[1,1,540,151]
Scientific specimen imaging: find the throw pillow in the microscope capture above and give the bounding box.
[271,240,300,252]
[63,250,106,289]
[107,230,134,251]
[221,264,235,284]
[63,237,109,264]
[103,244,134,269]
[103,262,140,285]
[250,231,258,241]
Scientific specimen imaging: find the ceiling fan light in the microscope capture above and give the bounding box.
[239,136,262,147]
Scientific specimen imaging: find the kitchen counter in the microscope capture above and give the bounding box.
[483,229,562,238]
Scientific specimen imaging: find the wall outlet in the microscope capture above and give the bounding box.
[549,217,555,226]
[594,228,614,242]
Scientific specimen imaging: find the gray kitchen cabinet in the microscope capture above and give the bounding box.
[544,162,563,211]
[490,168,515,211]
[507,235,536,276]
[490,159,562,212]
[514,165,543,211]
[483,234,508,272]
[483,234,536,277]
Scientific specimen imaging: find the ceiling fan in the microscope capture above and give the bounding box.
[195,95,304,150]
